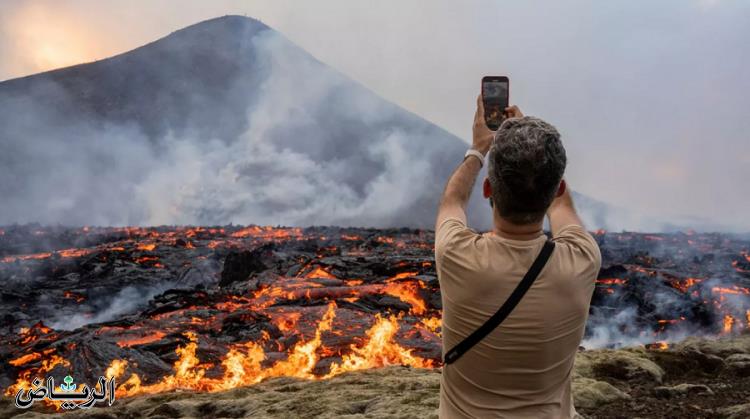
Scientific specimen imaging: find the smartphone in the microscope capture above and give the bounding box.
[481,76,509,131]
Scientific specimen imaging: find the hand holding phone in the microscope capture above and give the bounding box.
[481,76,509,131]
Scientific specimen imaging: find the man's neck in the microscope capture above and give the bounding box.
[491,214,544,241]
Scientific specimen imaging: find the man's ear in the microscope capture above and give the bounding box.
[483,177,492,199]
[555,178,567,198]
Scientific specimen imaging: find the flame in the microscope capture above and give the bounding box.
[325,314,432,378]
[420,316,442,334]
[230,226,302,239]
[4,353,70,399]
[596,278,626,285]
[723,315,735,333]
[647,341,669,350]
[712,286,750,296]
[16,225,750,405]
[272,312,302,332]
[63,291,85,303]
[135,256,159,264]
[86,302,433,400]
[105,359,128,380]
[1,252,52,263]
[9,352,42,367]
[304,267,336,279]
[382,281,427,315]
[265,303,337,379]
[387,272,418,281]
[116,331,167,348]
[673,277,702,293]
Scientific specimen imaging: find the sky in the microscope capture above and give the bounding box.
[0,0,748,230]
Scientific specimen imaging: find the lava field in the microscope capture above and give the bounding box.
[0,224,748,404]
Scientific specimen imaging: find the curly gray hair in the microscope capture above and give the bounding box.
[486,116,567,224]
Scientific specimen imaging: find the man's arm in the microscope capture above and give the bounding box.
[546,179,585,237]
[436,153,483,229]
[435,96,495,230]
[436,96,523,230]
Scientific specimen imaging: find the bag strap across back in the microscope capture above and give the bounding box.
[443,239,556,365]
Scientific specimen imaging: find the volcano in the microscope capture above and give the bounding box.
[0,15,493,229]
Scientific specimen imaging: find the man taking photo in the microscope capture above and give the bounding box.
[435,94,601,418]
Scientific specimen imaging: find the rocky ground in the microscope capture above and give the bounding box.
[3,335,749,419]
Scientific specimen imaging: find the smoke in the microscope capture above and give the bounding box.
[579,230,750,349]
[48,283,176,331]
[581,281,744,350]
[0,21,483,229]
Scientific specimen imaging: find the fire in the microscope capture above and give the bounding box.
[304,267,336,279]
[4,353,70,400]
[135,256,159,264]
[80,302,433,400]
[1,251,51,263]
[63,291,85,303]
[325,314,433,377]
[230,226,302,239]
[105,359,128,380]
[712,286,750,296]
[9,352,42,367]
[596,278,626,285]
[265,303,337,379]
[58,248,92,258]
[272,312,302,332]
[116,331,167,348]
[723,315,735,333]
[672,277,702,293]
[646,341,669,351]
[420,316,442,333]
[5,225,749,407]
[388,272,418,281]
[382,281,427,315]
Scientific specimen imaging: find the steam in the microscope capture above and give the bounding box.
[48,283,175,331]
[0,21,480,229]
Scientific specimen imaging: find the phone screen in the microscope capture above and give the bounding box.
[482,79,509,130]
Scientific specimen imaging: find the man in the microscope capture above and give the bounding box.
[435,95,601,418]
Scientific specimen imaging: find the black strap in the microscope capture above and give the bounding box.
[443,240,555,365]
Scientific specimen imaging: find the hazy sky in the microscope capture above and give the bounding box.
[1,0,748,230]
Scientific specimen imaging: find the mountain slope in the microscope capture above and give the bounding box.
[0,15,493,228]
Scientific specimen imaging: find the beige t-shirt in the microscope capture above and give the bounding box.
[435,217,601,419]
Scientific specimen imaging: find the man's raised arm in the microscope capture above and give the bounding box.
[546,179,586,237]
[435,96,495,230]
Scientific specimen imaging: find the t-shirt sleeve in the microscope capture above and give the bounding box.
[551,224,602,272]
[434,217,476,267]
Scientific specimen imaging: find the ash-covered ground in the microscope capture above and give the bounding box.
[0,224,749,417]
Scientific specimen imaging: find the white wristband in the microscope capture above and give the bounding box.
[464,148,485,168]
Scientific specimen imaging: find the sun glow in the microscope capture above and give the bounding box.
[4,4,115,77]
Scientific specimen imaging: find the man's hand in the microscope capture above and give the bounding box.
[474,98,524,155]
[504,105,523,119]
[473,95,494,155]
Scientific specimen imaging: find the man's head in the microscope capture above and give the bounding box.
[483,116,567,225]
